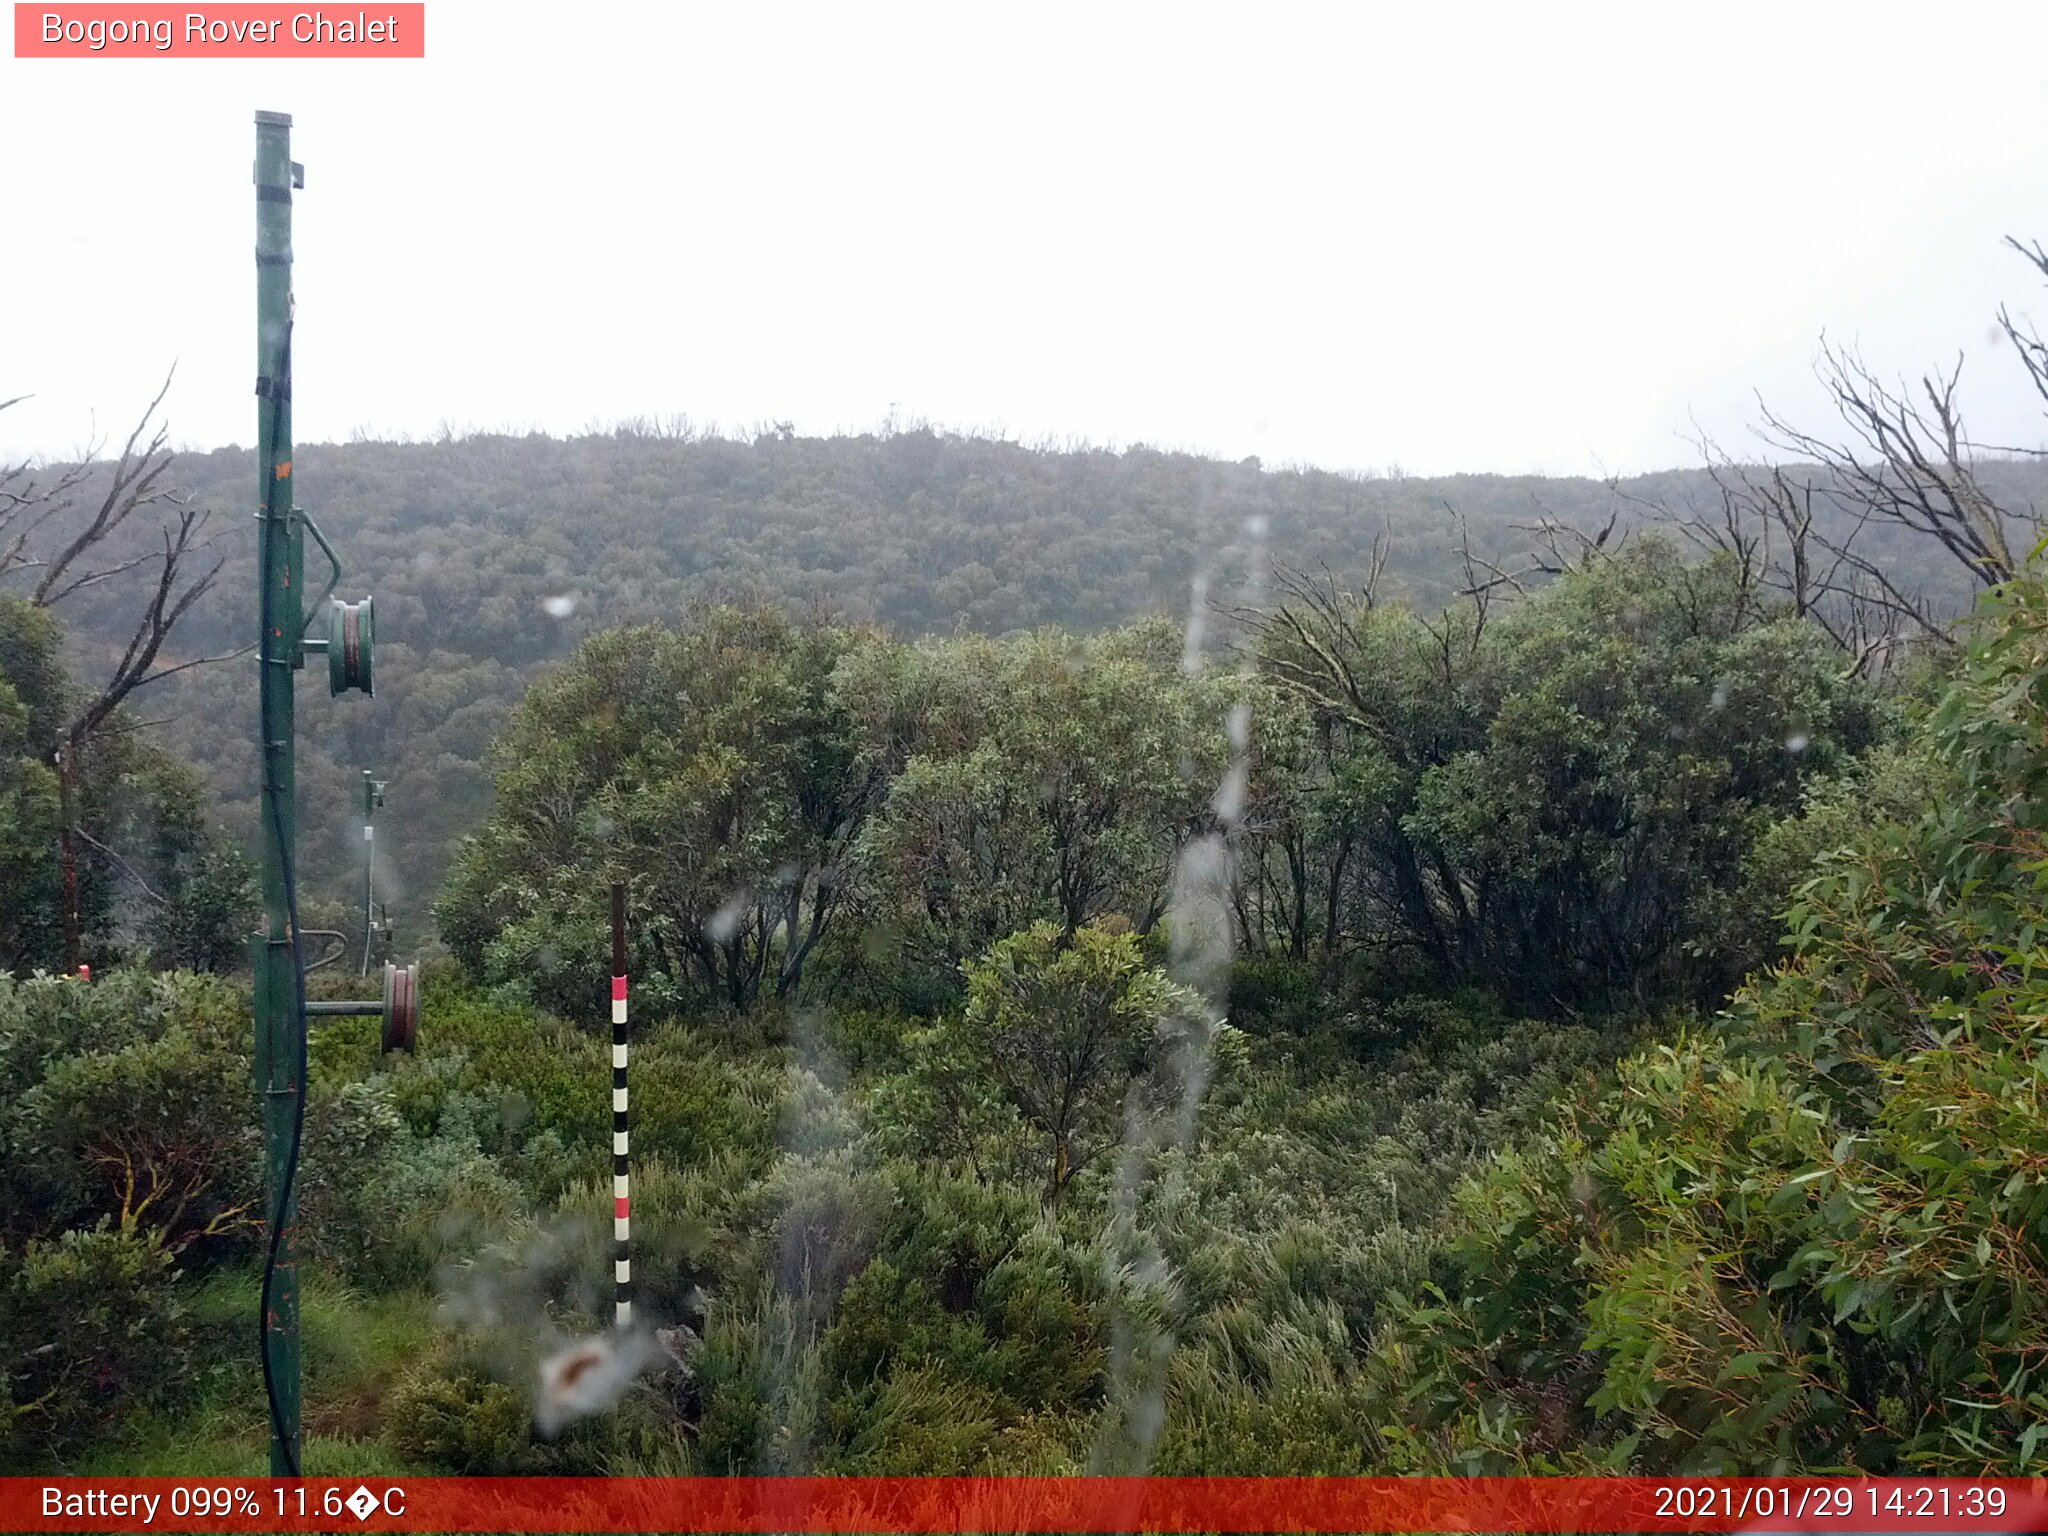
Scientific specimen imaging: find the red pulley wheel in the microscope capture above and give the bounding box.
[341,602,360,684]
[381,960,418,1052]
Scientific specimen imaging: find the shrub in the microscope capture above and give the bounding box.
[688,1282,824,1474]
[1224,950,1324,1038]
[1,1223,191,1468]
[902,921,1207,1206]
[820,1363,1004,1474]
[1368,564,2048,1474]
[0,969,245,1111]
[21,1029,259,1250]
[386,1360,537,1473]
[627,1024,784,1173]
[1149,1352,1374,1475]
[299,1074,525,1289]
[554,1156,716,1326]
[760,1158,895,1322]
[1,970,254,1252]
[397,987,608,1151]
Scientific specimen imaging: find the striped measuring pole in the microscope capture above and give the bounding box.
[610,881,632,1330]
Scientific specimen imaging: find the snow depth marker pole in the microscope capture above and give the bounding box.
[611,881,632,1329]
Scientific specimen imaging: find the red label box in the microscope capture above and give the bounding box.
[13,3,425,57]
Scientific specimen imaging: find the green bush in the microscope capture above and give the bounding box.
[1369,564,2048,1474]
[299,1075,525,1289]
[820,1363,1004,1473]
[555,1156,716,1325]
[759,1158,895,1321]
[687,1281,824,1474]
[804,1171,1106,1461]
[812,1006,917,1078]
[628,1023,784,1173]
[890,922,1206,1206]
[972,1225,1107,1409]
[0,970,254,1252]
[0,969,245,1113]
[1225,950,1324,1037]
[1,1223,191,1468]
[1149,1352,1374,1475]
[397,986,608,1151]
[386,1359,537,1473]
[20,1029,258,1250]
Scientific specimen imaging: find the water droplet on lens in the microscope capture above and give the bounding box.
[706,892,749,943]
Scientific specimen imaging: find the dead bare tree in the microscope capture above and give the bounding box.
[0,374,241,967]
[1408,507,1528,686]
[1753,337,2035,592]
[1991,236,2048,438]
[1516,501,1625,579]
[1679,231,2048,667]
[1538,238,2048,677]
[1449,505,1529,607]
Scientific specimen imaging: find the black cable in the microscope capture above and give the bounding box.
[256,316,307,1479]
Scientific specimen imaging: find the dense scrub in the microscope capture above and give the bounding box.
[0,952,1630,1473]
[442,543,1876,1024]
[40,431,2027,935]
[1365,564,2048,1473]
[8,496,2048,1473]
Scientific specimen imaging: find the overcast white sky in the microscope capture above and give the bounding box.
[5,1,2048,476]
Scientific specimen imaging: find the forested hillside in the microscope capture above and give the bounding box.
[42,426,2039,944]
[10,301,2048,1475]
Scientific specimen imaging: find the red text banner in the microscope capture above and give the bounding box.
[13,4,424,57]
[4,1477,2048,1533]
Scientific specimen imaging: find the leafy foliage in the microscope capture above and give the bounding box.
[18,428,2048,1480]
[1,1223,193,1468]
[1254,544,1880,1010]
[0,593,254,976]
[940,921,1204,1205]
[0,970,256,1254]
[1372,560,2048,1473]
[846,625,1241,992]
[438,608,876,1015]
[43,428,2016,943]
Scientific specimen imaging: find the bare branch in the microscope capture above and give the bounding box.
[1997,235,2048,419]
[1755,338,2032,589]
[29,367,179,607]
[70,509,226,746]
[71,826,168,907]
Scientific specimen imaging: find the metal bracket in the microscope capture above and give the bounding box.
[303,961,417,1052]
[298,510,343,640]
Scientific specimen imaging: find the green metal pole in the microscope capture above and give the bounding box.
[253,107,302,1479]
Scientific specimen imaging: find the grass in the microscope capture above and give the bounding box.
[74,1263,440,1477]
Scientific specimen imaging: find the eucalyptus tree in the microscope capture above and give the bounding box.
[851,621,1245,1002]
[437,605,884,1016]
[1254,542,1881,1010]
[0,382,242,969]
